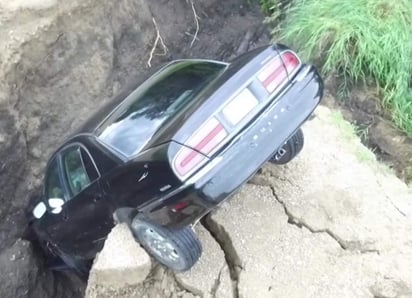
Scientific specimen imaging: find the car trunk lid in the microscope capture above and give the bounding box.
[169,46,302,180]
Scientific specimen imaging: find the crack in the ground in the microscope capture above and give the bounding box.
[269,187,364,253]
[375,179,407,217]
[169,269,202,298]
[264,167,302,188]
[250,172,382,255]
[201,217,242,298]
[270,186,381,254]
[210,262,226,298]
[249,168,306,197]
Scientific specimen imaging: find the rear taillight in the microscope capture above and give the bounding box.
[282,51,300,75]
[173,117,227,178]
[257,51,301,93]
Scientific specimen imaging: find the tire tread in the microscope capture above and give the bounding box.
[131,219,202,271]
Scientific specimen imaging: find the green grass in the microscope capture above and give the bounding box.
[259,0,278,14]
[246,0,279,15]
[267,0,412,135]
[330,111,358,141]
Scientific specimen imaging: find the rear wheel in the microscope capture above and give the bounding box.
[270,128,304,165]
[131,218,202,271]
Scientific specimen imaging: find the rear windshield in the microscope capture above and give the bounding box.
[96,61,226,157]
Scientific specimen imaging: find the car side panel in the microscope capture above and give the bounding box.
[37,180,114,260]
[104,143,182,210]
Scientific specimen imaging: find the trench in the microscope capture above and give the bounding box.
[201,217,243,298]
[0,0,271,297]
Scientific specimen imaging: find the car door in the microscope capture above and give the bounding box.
[41,144,115,259]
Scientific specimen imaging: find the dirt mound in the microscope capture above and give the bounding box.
[0,0,268,296]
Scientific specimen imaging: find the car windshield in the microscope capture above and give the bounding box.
[95,61,226,157]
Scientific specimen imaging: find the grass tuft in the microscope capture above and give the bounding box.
[259,0,279,14]
[269,0,412,135]
[330,111,376,163]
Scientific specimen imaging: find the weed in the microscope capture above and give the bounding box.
[260,0,279,14]
[405,160,412,183]
[330,111,357,141]
[330,111,375,163]
[355,147,376,163]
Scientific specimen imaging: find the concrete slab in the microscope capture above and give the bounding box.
[85,105,412,298]
[85,224,151,297]
[204,107,412,297]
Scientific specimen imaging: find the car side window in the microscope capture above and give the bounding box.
[62,146,99,198]
[45,159,64,200]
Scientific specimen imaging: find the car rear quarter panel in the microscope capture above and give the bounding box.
[104,143,182,210]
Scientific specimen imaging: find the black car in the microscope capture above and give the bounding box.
[27,44,323,274]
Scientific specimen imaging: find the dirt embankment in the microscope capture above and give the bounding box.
[0,0,268,297]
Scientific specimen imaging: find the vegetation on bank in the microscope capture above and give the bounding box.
[262,0,412,136]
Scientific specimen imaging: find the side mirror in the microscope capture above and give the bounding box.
[33,202,47,219]
[48,198,64,214]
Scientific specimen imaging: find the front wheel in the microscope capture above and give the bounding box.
[270,128,304,165]
[131,218,202,271]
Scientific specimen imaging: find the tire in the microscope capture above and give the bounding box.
[270,128,304,165]
[131,218,202,271]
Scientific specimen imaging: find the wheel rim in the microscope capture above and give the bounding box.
[140,227,180,265]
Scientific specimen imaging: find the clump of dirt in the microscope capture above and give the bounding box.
[323,75,412,183]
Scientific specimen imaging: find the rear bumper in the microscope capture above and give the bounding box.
[143,65,323,227]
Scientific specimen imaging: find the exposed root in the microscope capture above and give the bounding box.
[188,0,200,48]
[147,17,167,68]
